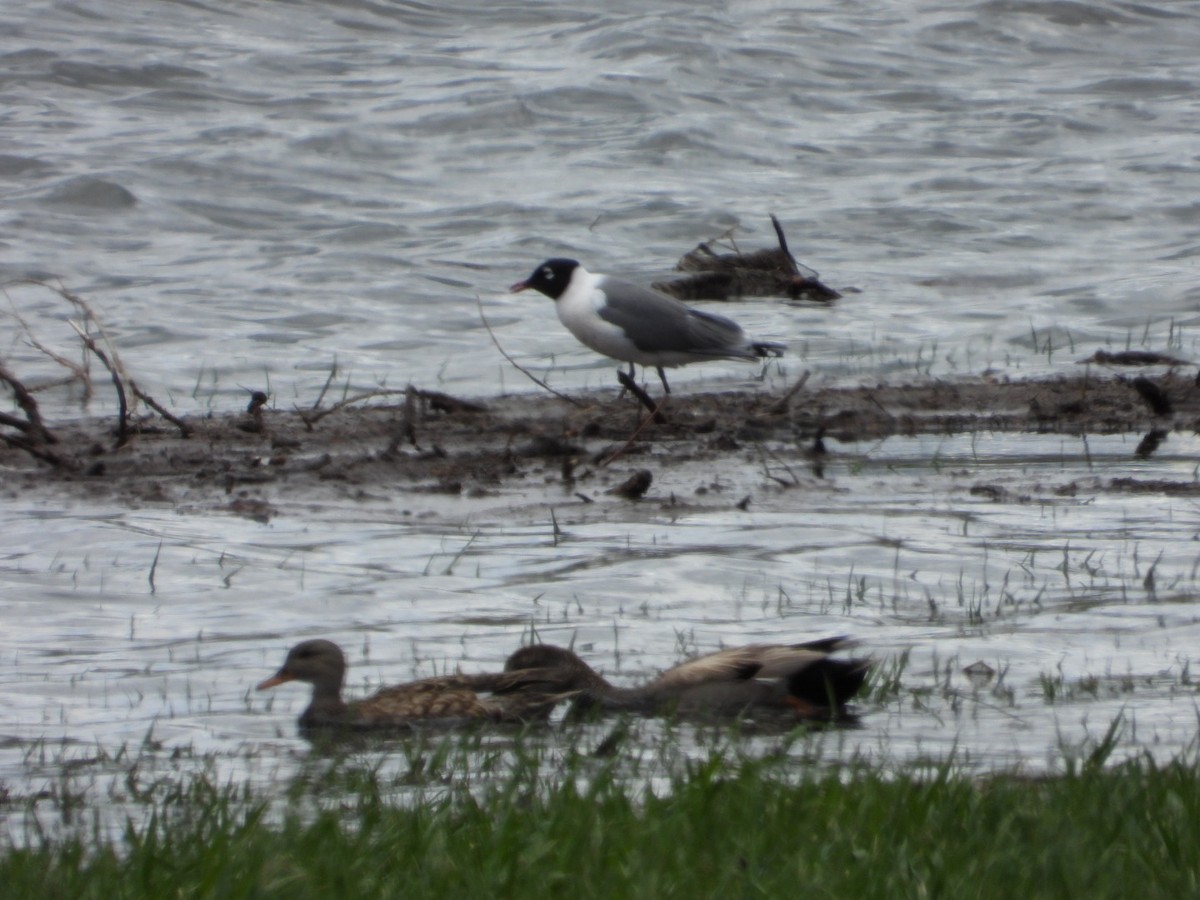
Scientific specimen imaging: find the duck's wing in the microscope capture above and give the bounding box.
[660,644,871,720]
[743,645,844,679]
[454,666,590,695]
[479,688,578,723]
[352,677,493,724]
[648,644,819,690]
[351,670,578,725]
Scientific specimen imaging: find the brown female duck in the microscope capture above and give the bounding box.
[257,639,572,733]
[502,636,871,721]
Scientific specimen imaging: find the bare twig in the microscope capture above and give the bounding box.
[13,278,126,381]
[476,293,582,406]
[296,387,409,430]
[755,443,801,488]
[597,394,668,468]
[310,359,338,411]
[764,370,811,416]
[11,279,188,441]
[3,297,93,404]
[4,279,192,459]
[861,388,892,417]
[131,383,192,438]
[68,319,129,447]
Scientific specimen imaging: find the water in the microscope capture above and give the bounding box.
[3,0,1200,837]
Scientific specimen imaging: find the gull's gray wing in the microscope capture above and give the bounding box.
[593,276,752,358]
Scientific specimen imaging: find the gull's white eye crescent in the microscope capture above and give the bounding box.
[542,267,554,280]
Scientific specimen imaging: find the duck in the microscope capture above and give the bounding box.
[502,636,870,721]
[510,258,784,394]
[256,638,573,733]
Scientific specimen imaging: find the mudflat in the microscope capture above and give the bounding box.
[4,370,1194,522]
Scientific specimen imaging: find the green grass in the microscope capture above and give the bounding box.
[4,745,1200,899]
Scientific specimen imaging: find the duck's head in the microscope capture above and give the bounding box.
[505,643,586,672]
[503,643,612,690]
[257,639,347,692]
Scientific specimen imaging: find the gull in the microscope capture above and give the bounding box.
[511,258,784,393]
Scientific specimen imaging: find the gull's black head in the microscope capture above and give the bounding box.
[510,258,580,300]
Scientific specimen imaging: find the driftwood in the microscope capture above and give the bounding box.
[1079,350,1194,369]
[653,215,841,303]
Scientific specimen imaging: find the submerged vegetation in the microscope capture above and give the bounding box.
[3,741,1199,898]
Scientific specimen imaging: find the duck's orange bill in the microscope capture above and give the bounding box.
[256,673,294,691]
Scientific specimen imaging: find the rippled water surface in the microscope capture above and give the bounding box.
[3,0,1200,836]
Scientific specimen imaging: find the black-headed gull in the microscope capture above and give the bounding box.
[510,258,784,393]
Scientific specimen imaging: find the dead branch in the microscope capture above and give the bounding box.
[755,442,802,488]
[7,279,189,442]
[0,362,57,444]
[0,358,73,469]
[764,370,811,416]
[476,293,582,407]
[0,432,75,469]
[12,278,128,375]
[3,297,93,404]
[131,382,192,438]
[68,319,130,447]
[0,410,33,432]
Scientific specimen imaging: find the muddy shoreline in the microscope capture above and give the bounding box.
[5,370,1197,523]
